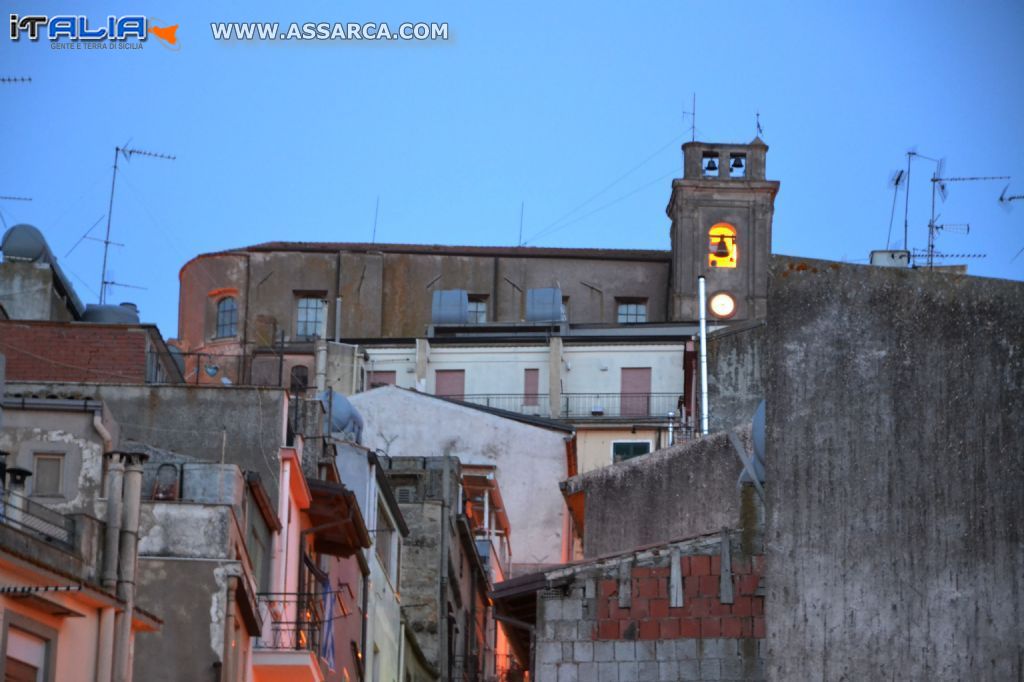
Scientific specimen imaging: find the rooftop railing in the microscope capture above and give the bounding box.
[459,392,686,420]
[0,489,75,550]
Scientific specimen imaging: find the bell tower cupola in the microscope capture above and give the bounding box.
[667,137,779,322]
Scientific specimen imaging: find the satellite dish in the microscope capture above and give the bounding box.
[738,400,766,485]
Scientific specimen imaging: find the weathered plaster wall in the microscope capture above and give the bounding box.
[134,558,229,682]
[765,258,1024,680]
[5,383,287,501]
[351,386,570,572]
[707,321,764,433]
[564,430,750,559]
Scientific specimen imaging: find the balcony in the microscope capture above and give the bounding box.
[560,392,683,420]
[252,592,326,682]
[0,489,75,550]
[460,393,551,416]
[459,393,685,421]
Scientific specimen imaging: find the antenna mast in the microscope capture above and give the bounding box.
[99,145,175,303]
[924,163,1008,268]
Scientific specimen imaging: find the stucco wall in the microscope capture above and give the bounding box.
[6,383,288,501]
[350,386,570,572]
[564,430,751,560]
[764,258,1024,680]
[706,321,764,433]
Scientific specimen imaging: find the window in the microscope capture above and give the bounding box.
[32,454,63,497]
[296,297,326,339]
[523,369,540,407]
[3,613,57,682]
[367,371,397,389]
[708,223,738,268]
[289,365,309,393]
[467,295,488,324]
[215,297,238,338]
[435,369,465,400]
[616,299,647,324]
[612,441,652,463]
[374,503,399,583]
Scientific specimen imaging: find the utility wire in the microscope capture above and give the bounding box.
[528,168,678,245]
[523,133,684,244]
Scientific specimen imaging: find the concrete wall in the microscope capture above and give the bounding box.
[532,535,765,682]
[6,383,288,501]
[706,321,764,433]
[564,430,751,559]
[0,261,74,322]
[764,258,1024,680]
[350,386,570,572]
[177,248,672,348]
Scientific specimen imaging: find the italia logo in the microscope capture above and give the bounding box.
[9,14,179,48]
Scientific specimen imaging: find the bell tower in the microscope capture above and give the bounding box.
[667,137,779,322]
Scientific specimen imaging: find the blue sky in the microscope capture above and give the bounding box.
[2,1,1022,337]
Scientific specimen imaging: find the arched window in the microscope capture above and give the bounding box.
[216,297,238,338]
[708,223,738,268]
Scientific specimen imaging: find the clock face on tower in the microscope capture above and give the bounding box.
[709,292,737,319]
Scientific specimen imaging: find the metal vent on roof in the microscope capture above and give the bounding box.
[395,486,416,504]
[525,287,562,322]
[431,289,469,324]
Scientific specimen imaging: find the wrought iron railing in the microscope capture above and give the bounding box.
[0,489,75,549]
[254,592,323,652]
[459,394,551,415]
[561,392,683,419]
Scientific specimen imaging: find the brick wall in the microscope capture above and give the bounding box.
[534,539,764,682]
[0,321,149,383]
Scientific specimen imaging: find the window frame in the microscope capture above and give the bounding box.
[611,440,653,464]
[616,299,648,324]
[467,295,488,324]
[295,296,327,340]
[0,611,58,682]
[31,453,64,498]
[215,297,238,339]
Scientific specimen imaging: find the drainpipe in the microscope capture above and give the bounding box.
[334,296,342,342]
[315,340,328,393]
[697,276,710,436]
[96,607,115,682]
[274,457,292,595]
[438,452,450,681]
[114,450,148,682]
[102,454,125,590]
[98,441,122,682]
[222,577,238,682]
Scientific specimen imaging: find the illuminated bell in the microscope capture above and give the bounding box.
[714,238,730,258]
[705,159,718,172]
[731,156,744,169]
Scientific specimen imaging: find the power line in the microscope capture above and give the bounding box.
[522,133,684,245]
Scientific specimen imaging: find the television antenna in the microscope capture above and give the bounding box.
[99,143,175,303]
[884,168,906,249]
[0,195,32,231]
[998,185,1024,211]
[922,157,1007,268]
[0,77,31,84]
[682,93,696,142]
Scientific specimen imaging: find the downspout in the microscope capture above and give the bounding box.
[222,577,238,682]
[397,621,406,682]
[697,276,710,435]
[438,452,450,682]
[114,450,148,682]
[241,254,251,384]
[274,458,292,595]
[94,415,117,682]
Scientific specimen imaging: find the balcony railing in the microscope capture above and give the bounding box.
[0,489,75,550]
[460,394,551,415]
[254,592,323,652]
[561,393,683,419]
[458,393,685,420]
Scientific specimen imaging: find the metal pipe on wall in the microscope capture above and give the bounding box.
[698,276,710,435]
[114,450,147,682]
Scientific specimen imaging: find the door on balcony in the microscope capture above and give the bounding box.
[523,369,540,407]
[435,369,465,400]
[367,370,397,388]
[620,367,651,417]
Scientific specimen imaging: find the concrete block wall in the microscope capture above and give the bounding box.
[534,545,765,682]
